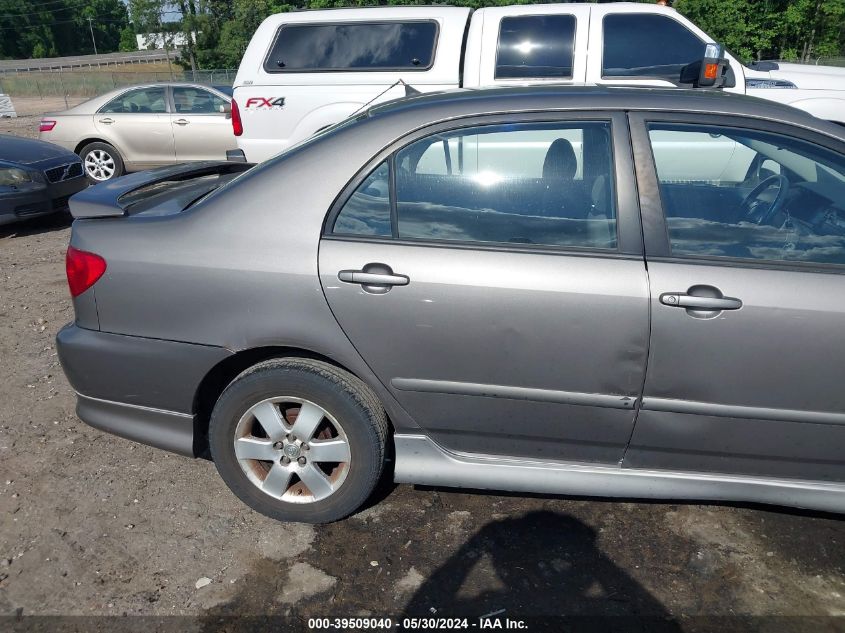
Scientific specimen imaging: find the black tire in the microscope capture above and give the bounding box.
[209,358,389,524]
[78,141,125,183]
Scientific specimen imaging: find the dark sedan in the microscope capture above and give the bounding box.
[0,134,87,225]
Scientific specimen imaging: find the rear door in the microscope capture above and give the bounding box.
[171,86,237,162]
[627,112,845,481]
[319,112,649,464]
[469,4,590,88]
[95,86,175,168]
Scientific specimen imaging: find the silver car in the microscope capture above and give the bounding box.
[56,87,845,523]
[39,83,237,183]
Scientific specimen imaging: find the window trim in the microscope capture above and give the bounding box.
[628,111,845,273]
[600,13,704,83]
[494,13,577,81]
[97,85,171,115]
[262,20,440,74]
[325,111,643,257]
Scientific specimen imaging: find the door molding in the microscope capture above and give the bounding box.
[393,378,637,409]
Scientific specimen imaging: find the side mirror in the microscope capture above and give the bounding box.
[219,102,232,115]
[680,43,731,88]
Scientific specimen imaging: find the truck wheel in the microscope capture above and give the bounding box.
[79,142,124,183]
[209,358,388,524]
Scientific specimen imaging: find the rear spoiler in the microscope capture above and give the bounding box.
[69,161,253,219]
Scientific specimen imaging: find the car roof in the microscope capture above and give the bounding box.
[48,82,231,115]
[369,85,844,140]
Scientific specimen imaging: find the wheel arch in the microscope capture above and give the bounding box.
[192,345,391,457]
[74,137,117,155]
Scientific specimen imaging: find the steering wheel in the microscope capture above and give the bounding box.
[741,174,790,225]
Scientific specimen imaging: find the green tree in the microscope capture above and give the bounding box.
[119,25,138,52]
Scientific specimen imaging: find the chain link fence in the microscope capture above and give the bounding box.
[0,68,237,101]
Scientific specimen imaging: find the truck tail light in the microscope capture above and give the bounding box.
[39,119,57,132]
[66,246,106,297]
[231,99,243,136]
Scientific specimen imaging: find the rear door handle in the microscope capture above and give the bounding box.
[174,119,189,126]
[338,270,409,286]
[660,293,742,310]
[98,117,114,124]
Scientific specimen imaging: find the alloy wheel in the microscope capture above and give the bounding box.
[233,396,351,504]
[84,149,116,181]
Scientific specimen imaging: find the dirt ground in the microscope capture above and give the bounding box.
[1,111,845,632]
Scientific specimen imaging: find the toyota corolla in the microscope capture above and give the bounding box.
[57,87,845,523]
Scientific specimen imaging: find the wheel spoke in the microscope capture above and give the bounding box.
[298,463,334,500]
[234,437,277,461]
[250,401,288,441]
[262,463,293,497]
[307,438,350,463]
[290,402,324,441]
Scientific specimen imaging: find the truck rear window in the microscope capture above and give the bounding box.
[496,15,576,80]
[264,21,438,72]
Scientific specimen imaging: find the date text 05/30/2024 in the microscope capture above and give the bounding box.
[308,617,528,630]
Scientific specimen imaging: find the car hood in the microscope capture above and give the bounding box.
[0,134,76,166]
[771,63,845,90]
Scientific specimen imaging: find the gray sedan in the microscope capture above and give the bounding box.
[38,83,236,183]
[56,87,845,523]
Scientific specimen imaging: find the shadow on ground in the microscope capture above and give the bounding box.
[401,510,677,624]
[0,211,71,239]
[198,504,682,632]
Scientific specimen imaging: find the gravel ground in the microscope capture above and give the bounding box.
[1,111,844,632]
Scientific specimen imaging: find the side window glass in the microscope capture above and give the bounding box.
[101,87,167,114]
[265,22,438,72]
[395,122,616,249]
[496,15,576,79]
[602,14,704,81]
[173,87,227,114]
[332,161,391,237]
[648,123,845,266]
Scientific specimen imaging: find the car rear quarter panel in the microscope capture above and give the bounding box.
[71,117,425,432]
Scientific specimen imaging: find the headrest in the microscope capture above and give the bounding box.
[542,138,577,179]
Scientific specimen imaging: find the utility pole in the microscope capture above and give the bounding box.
[87,17,98,55]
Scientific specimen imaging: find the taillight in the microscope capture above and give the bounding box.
[231,99,243,136]
[39,119,56,132]
[66,246,106,297]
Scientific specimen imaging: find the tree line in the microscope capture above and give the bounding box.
[2,0,844,66]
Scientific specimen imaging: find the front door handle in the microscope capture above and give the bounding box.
[338,270,409,286]
[98,117,114,124]
[174,118,190,126]
[660,293,742,311]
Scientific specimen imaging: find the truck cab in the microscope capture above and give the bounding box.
[234,3,845,163]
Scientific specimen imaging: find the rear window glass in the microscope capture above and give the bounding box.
[496,15,576,80]
[264,21,438,72]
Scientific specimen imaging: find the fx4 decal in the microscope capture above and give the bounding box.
[244,97,286,109]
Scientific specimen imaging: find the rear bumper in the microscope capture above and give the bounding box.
[76,394,196,456]
[56,323,233,456]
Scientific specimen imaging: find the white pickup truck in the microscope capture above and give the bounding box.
[233,2,845,163]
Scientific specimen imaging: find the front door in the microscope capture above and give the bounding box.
[171,86,237,161]
[627,114,845,481]
[319,114,650,464]
[95,86,174,168]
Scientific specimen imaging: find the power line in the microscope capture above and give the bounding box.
[0,0,94,19]
[0,17,128,30]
